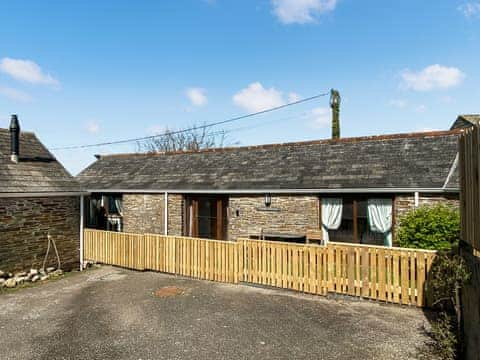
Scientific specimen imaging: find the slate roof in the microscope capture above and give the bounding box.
[0,129,83,194]
[77,130,461,192]
[451,114,480,130]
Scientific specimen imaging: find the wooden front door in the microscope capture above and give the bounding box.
[185,196,227,240]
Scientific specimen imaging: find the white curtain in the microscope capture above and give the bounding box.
[321,198,343,244]
[367,198,393,247]
[115,198,123,217]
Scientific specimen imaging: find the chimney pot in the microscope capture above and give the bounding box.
[9,114,20,163]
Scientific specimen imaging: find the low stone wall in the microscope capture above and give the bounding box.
[0,196,80,272]
[228,195,320,240]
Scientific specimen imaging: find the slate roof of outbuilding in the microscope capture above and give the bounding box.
[0,128,82,194]
[77,130,461,192]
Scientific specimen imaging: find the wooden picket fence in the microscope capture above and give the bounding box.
[242,239,436,306]
[84,229,241,283]
[83,229,436,307]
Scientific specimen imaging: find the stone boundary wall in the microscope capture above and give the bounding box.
[0,196,80,272]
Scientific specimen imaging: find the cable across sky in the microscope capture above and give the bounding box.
[51,90,330,150]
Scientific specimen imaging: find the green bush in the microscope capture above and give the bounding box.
[397,204,460,251]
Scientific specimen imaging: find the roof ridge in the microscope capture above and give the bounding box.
[96,129,463,159]
[0,128,36,135]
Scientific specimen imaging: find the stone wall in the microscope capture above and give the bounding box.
[122,194,165,234]
[122,193,183,236]
[167,194,183,236]
[0,196,80,272]
[394,193,459,220]
[228,195,320,240]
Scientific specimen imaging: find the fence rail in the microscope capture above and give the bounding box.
[84,229,436,307]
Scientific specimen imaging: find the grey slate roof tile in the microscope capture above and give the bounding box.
[76,131,461,192]
[0,129,82,193]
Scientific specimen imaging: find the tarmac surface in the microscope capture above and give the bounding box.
[0,266,431,359]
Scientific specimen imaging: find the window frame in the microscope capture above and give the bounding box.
[321,194,395,244]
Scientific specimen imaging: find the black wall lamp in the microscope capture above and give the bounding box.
[264,193,272,208]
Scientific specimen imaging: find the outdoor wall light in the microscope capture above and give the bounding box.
[264,193,272,208]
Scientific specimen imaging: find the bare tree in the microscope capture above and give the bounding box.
[136,123,234,153]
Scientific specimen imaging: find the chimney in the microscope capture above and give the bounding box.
[330,89,341,139]
[9,114,20,163]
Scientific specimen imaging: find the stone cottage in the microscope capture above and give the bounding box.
[77,128,461,247]
[0,115,85,272]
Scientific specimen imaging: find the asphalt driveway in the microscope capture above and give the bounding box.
[0,266,431,360]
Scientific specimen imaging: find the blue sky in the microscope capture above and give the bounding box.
[0,0,479,174]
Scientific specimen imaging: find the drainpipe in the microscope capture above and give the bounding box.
[79,194,84,271]
[414,192,419,208]
[164,192,168,235]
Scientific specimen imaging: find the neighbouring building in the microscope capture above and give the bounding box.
[450,114,480,130]
[0,115,85,272]
[77,126,462,247]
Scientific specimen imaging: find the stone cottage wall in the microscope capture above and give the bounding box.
[0,196,80,273]
[394,193,459,220]
[167,194,183,236]
[122,193,183,236]
[122,194,165,234]
[228,195,320,240]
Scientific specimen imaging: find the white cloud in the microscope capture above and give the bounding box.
[271,0,337,24]
[400,64,465,91]
[458,2,480,18]
[310,107,330,128]
[233,82,285,112]
[186,87,208,106]
[389,99,408,109]
[0,58,59,86]
[288,92,301,103]
[85,120,100,134]
[0,86,32,102]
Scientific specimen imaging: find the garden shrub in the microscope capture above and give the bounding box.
[397,204,460,251]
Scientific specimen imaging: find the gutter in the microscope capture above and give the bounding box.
[83,188,459,195]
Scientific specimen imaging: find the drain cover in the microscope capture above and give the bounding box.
[154,286,184,298]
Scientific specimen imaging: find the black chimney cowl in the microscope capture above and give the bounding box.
[9,114,20,163]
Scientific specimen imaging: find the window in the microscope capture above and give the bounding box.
[185,196,227,240]
[326,196,392,246]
